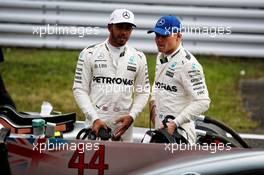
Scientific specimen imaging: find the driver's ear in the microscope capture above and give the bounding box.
[177,32,182,38]
[175,32,182,42]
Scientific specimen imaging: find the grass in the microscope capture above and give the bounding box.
[1,48,82,118]
[197,56,264,132]
[1,48,264,132]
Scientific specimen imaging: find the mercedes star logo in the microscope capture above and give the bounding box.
[157,19,165,26]
[122,11,130,19]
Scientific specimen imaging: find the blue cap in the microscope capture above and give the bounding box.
[147,15,181,36]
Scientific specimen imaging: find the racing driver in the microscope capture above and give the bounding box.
[73,9,150,142]
[148,15,210,145]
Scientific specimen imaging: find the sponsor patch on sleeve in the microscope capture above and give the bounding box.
[127,65,137,72]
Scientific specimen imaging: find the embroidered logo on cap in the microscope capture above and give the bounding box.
[157,19,165,26]
[122,11,130,19]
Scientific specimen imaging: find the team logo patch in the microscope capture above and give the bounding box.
[128,56,136,65]
[95,52,107,62]
[157,19,165,26]
[127,65,137,72]
[192,63,198,70]
[94,64,107,68]
[169,62,177,71]
[166,71,174,77]
[97,52,104,59]
[122,11,130,19]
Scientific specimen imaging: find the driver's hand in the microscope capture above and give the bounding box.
[159,121,177,135]
[113,115,134,138]
[166,121,177,135]
[92,119,107,136]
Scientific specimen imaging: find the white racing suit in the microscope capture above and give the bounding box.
[151,44,210,145]
[73,40,150,142]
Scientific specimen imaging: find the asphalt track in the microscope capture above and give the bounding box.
[240,78,264,148]
[240,78,264,133]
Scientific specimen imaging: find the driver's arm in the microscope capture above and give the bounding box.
[129,52,150,120]
[73,48,106,135]
[173,62,210,127]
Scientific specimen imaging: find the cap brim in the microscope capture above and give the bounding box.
[147,28,170,36]
[111,22,136,27]
[147,30,154,34]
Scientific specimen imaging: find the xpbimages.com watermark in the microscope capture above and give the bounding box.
[32,139,100,153]
[164,25,232,38]
[99,84,150,95]
[32,24,100,38]
[164,141,232,154]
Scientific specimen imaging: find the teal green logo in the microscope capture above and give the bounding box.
[170,62,177,70]
[192,63,198,70]
[79,52,84,59]
[129,56,136,64]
